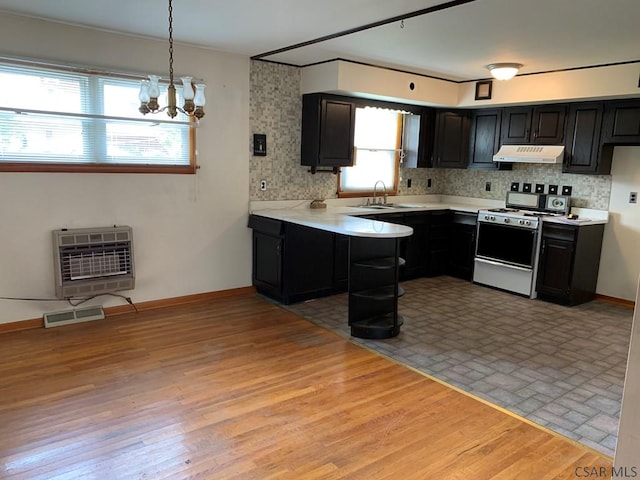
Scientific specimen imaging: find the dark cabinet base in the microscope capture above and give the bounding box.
[536,223,604,306]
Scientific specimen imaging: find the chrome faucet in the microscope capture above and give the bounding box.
[373,180,387,205]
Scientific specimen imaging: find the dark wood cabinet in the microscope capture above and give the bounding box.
[536,222,605,306]
[501,105,566,145]
[402,108,435,168]
[249,215,337,304]
[249,216,284,299]
[447,211,477,280]
[401,212,428,279]
[602,99,640,145]
[468,108,509,170]
[433,110,470,168]
[283,223,335,302]
[301,93,356,173]
[425,210,452,276]
[563,102,613,174]
[333,234,350,293]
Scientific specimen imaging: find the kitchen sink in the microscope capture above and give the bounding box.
[354,203,423,209]
[354,204,396,209]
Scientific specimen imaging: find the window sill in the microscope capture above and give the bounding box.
[0,162,198,174]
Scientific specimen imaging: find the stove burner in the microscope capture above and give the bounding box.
[523,212,545,217]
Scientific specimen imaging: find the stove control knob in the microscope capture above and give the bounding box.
[525,220,531,226]
[490,216,495,221]
[504,218,510,223]
[484,215,490,220]
[518,219,525,225]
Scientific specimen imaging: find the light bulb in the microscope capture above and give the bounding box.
[194,83,206,107]
[148,75,161,98]
[181,76,194,100]
[138,80,150,103]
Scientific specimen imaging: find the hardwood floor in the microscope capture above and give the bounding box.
[0,293,611,479]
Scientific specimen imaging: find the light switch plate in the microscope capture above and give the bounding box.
[253,134,267,156]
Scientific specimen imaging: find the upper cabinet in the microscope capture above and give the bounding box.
[301,93,356,173]
[602,99,640,145]
[501,105,566,145]
[433,110,470,168]
[402,108,435,169]
[468,108,505,170]
[563,102,613,175]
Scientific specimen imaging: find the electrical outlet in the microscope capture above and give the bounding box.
[260,180,267,191]
[630,192,638,204]
[485,182,491,192]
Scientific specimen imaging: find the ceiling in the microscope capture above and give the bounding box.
[0,0,638,82]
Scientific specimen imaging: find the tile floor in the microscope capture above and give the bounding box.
[284,276,634,457]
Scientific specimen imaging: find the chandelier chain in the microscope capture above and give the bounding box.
[168,0,174,86]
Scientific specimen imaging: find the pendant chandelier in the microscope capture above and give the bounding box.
[138,0,205,119]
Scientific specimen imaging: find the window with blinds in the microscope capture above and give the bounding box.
[338,107,403,196]
[0,60,195,173]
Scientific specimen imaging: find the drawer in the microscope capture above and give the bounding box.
[542,223,576,242]
[451,211,477,226]
[248,215,284,236]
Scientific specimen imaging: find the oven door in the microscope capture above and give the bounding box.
[475,222,538,268]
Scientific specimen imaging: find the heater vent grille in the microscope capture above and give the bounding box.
[53,226,135,299]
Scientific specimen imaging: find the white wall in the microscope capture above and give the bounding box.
[0,14,251,324]
[597,148,640,301]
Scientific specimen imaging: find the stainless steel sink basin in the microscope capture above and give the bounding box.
[354,204,396,209]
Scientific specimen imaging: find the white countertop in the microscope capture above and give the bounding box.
[250,206,413,238]
[249,195,608,237]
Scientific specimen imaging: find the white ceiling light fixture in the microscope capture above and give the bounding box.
[486,63,523,80]
[138,0,205,119]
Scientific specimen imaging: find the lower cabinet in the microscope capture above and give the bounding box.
[447,211,477,280]
[536,223,605,306]
[425,210,452,276]
[249,215,339,304]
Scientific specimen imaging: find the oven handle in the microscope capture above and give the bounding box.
[474,257,533,272]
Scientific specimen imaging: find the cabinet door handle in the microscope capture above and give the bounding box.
[533,130,539,139]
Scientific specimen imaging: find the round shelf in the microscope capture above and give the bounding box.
[351,286,405,300]
[350,314,405,339]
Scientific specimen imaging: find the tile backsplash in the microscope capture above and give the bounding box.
[250,60,612,210]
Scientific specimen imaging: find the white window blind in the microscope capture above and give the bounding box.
[0,61,193,169]
[339,107,401,194]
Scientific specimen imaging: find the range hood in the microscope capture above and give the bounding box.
[493,145,565,164]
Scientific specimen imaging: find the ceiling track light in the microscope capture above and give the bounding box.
[138,0,205,119]
[486,63,523,81]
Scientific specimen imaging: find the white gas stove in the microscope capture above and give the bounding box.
[473,192,571,298]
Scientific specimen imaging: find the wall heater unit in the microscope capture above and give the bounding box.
[53,226,135,299]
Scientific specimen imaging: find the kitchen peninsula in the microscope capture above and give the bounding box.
[249,205,413,339]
